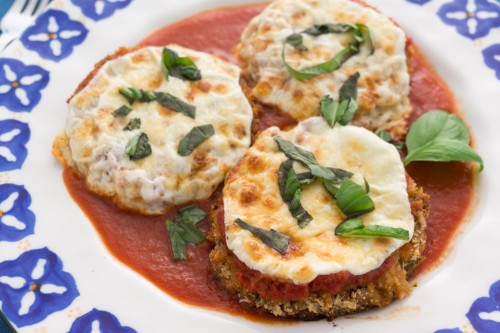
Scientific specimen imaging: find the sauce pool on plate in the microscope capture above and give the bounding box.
[63,3,475,319]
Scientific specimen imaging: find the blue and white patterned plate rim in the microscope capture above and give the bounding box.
[0,0,499,332]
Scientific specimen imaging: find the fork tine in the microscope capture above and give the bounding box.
[31,0,50,17]
[23,0,39,16]
[6,0,28,15]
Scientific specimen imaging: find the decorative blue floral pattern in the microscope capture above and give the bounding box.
[0,58,49,112]
[71,0,132,21]
[0,184,35,242]
[405,0,432,5]
[68,308,137,333]
[0,120,30,171]
[437,0,500,40]
[466,280,500,333]
[20,9,88,62]
[483,44,500,80]
[434,328,463,333]
[0,248,79,327]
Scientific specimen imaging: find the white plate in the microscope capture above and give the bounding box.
[0,0,499,332]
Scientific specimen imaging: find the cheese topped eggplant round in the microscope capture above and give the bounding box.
[223,117,414,284]
[54,45,253,214]
[235,0,411,138]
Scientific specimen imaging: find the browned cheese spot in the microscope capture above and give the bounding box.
[238,183,258,206]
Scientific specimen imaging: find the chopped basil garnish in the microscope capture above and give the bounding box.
[282,24,374,80]
[375,128,392,142]
[235,218,290,255]
[166,220,187,260]
[154,92,196,119]
[161,48,201,81]
[123,118,141,131]
[112,105,132,117]
[335,218,409,240]
[404,110,483,170]
[335,177,374,217]
[119,87,196,119]
[119,87,156,104]
[375,128,405,152]
[177,205,206,225]
[125,132,152,161]
[296,171,315,184]
[178,124,215,156]
[274,136,350,182]
[303,23,353,36]
[278,159,313,228]
[285,33,308,51]
[166,205,207,260]
[320,72,360,128]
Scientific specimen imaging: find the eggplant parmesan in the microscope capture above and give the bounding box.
[53,45,253,215]
[209,117,428,319]
[235,0,411,139]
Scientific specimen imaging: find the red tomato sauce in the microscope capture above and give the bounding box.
[64,2,475,318]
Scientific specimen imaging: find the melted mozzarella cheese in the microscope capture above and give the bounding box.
[58,45,253,214]
[224,117,414,284]
[236,0,411,139]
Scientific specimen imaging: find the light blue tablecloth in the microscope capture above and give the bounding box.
[0,0,15,32]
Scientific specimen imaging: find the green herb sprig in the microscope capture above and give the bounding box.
[320,72,360,128]
[123,118,141,131]
[166,205,207,260]
[119,87,196,119]
[161,48,202,81]
[282,23,374,80]
[404,110,483,170]
[278,159,313,228]
[235,218,290,255]
[178,124,215,156]
[335,218,409,240]
[125,132,152,161]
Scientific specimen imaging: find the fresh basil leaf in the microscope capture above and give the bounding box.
[404,110,483,170]
[404,138,483,168]
[303,23,354,36]
[178,124,215,156]
[178,205,206,225]
[282,41,359,80]
[335,218,409,240]
[235,218,290,255]
[278,159,313,228]
[275,136,341,182]
[123,118,141,131]
[329,167,353,181]
[320,72,360,128]
[166,220,187,260]
[177,221,205,245]
[338,98,357,125]
[274,136,318,166]
[335,178,374,217]
[320,95,339,127]
[125,132,152,161]
[285,33,308,51]
[112,105,132,118]
[154,92,196,119]
[162,48,202,81]
[355,23,375,55]
[296,172,315,184]
[339,72,360,101]
[406,110,470,152]
[161,48,177,80]
[323,180,339,197]
[120,87,156,104]
[375,128,392,142]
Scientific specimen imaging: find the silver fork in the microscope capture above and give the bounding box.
[0,0,51,52]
